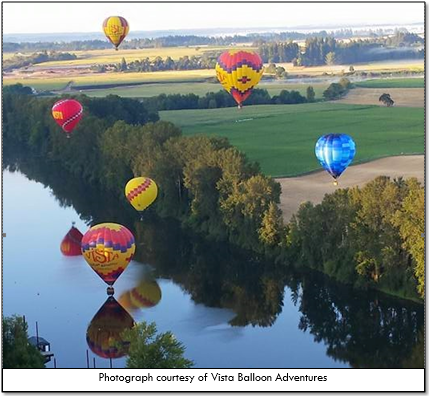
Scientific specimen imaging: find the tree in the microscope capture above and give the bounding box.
[379,93,394,107]
[349,65,355,73]
[306,86,316,102]
[275,66,287,79]
[392,179,425,297]
[325,51,336,65]
[120,57,128,72]
[121,322,194,368]
[339,77,352,89]
[259,201,284,247]
[3,316,45,368]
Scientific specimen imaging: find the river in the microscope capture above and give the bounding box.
[2,165,424,369]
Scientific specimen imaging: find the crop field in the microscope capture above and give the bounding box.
[3,69,216,91]
[354,78,424,88]
[160,103,424,177]
[79,81,329,98]
[30,45,256,67]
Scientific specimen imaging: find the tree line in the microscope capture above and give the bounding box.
[3,85,424,301]
[3,50,77,71]
[4,28,398,53]
[259,32,424,66]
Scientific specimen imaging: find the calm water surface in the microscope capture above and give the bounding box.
[3,169,423,368]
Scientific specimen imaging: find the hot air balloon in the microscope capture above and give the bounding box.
[102,16,129,50]
[51,99,83,138]
[315,134,356,185]
[119,279,162,313]
[60,223,83,256]
[86,296,134,359]
[125,177,158,219]
[81,223,136,294]
[215,50,264,109]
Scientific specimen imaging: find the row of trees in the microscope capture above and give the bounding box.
[3,50,77,71]
[3,86,424,300]
[259,32,424,66]
[287,176,424,299]
[141,88,309,112]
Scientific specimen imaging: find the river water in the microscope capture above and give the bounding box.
[2,167,424,369]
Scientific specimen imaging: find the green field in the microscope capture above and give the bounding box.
[355,78,424,88]
[160,103,424,177]
[81,81,329,98]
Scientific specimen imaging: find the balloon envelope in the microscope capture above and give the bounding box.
[315,134,356,180]
[102,16,129,49]
[119,279,162,312]
[51,99,83,135]
[215,50,264,107]
[60,225,83,256]
[86,296,134,359]
[81,223,135,286]
[125,177,158,213]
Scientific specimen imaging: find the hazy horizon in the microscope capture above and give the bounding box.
[3,2,424,36]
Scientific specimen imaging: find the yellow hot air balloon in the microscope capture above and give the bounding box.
[125,177,158,217]
[102,16,129,50]
[81,223,136,294]
[119,279,162,313]
[215,50,264,109]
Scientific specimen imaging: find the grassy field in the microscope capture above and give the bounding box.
[79,81,329,98]
[354,78,424,88]
[31,45,256,67]
[3,69,216,91]
[160,103,424,177]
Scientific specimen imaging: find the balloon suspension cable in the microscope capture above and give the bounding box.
[107,286,115,296]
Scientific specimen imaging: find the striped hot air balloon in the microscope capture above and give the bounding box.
[81,223,135,291]
[125,177,158,218]
[51,99,83,138]
[215,50,264,108]
[86,296,134,359]
[102,16,129,50]
[315,134,356,186]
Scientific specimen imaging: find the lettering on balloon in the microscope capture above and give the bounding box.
[85,249,119,264]
[52,111,63,120]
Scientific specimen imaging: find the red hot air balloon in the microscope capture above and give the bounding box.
[60,223,83,256]
[51,99,83,138]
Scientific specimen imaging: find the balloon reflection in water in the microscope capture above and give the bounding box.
[86,296,135,359]
[119,279,162,313]
[60,224,83,256]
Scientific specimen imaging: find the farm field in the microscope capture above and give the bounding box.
[79,81,329,98]
[354,78,424,88]
[337,87,424,107]
[26,46,257,67]
[160,103,424,177]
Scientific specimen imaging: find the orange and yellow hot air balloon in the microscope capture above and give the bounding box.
[81,223,135,293]
[86,296,134,359]
[215,50,264,109]
[125,177,158,218]
[102,16,129,50]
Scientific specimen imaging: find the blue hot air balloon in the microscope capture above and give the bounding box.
[315,134,356,185]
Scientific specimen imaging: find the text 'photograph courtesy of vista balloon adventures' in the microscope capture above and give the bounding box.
[1,1,425,393]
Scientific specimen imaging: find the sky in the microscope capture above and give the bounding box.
[2,2,425,35]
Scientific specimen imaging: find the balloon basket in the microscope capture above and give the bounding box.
[66,134,70,139]
[107,286,115,296]
[333,180,338,186]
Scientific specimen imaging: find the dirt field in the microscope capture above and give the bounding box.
[337,88,424,107]
[276,155,424,222]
